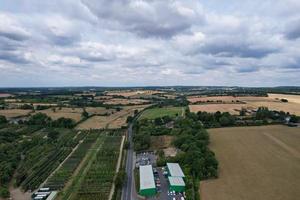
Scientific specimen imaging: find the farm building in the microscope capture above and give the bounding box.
[139,165,156,196]
[168,176,185,192]
[166,163,185,177]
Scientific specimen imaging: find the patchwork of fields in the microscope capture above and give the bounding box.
[200,125,300,200]
[189,94,300,115]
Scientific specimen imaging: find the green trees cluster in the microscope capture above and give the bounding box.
[20,104,34,110]
[27,113,76,128]
[172,117,218,179]
[133,118,173,151]
[192,111,236,128]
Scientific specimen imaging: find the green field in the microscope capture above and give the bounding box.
[139,107,184,120]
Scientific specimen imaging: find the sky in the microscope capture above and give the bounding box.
[0,0,300,87]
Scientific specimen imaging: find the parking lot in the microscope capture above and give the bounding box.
[147,167,185,200]
[135,151,157,168]
[135,152,185,200]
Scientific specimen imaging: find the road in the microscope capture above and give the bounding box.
[121,123,135,200]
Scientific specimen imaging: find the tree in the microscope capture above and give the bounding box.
[115,171,127,189]
[219,116,230,126]
[48,130,59,141]
[290,115,299,123]
[239,108,247,116]
[0,187,9,198]
[27,113,51,125]
[126,116,134,123]
[0,115,7,124]
[52,117,75,128]
[154,117,163,125]
[20,104,34,110]
[82,109,89,118]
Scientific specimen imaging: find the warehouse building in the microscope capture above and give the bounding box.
[168,176,185,192]
[166,163,185,177]
[166,163,186,192]
[139,165,156,196]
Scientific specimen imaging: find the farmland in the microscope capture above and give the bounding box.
[61,131,123,200]
[44,131,95,190]
[103,98,150,105]
[247,101,300,115]
[37,107,83,122]
[105,90,163,98]
[139,107,184,120]
[0,109,32,118]
[189,94,300,115]
[76,105,149,129]
[200,125,300,200]
[189,104,246,114]
[268,93,300,103]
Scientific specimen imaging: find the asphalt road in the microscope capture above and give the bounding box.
[121,124,134,200]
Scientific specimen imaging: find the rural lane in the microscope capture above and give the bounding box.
[121,124,135,200]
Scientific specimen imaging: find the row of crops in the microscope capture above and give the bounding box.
[74,135,123,200]
[44,132,99,190]
[15,129,86,191]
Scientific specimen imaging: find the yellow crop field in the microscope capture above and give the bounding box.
[200,125,300,200]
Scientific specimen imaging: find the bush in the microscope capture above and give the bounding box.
[0,187,9,198]
[0,115,7,124]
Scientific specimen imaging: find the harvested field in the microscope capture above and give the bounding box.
[94,95,113,100]
[189,104,249,114]
[247,101,300,115]
[187,95,272,103]
[37,107,83,122]
[76,105,149,129]
[85,107,114,115]
[107,105,149,128]
[8,103,58,108]
[200,125,300,200]
[103,98,150,105]
[4,99,20,103]
[268,93,300,104]
[0,109,31,118]
[0,93,14,98]
[75,116,109,129]
[105,90,163,97]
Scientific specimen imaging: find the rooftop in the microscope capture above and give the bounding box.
[168,176,185,186]
[140,165,156,190]
[167,163,185,177]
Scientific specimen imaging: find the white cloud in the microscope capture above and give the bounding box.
[0,0,299,87]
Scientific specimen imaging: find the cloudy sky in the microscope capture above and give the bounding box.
[0,0,300,87]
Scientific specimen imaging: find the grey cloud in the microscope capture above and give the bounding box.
[0,30,29,41]
[236,66,259,73]
[82,0,198,38]
[198,39,277,58]
[285,19,300,40]
[0,50,30,64]
[49,34,79,46]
